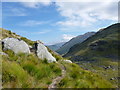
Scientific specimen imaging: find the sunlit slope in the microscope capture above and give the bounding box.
[64,23,119,87]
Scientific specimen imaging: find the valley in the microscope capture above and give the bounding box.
[0,27,116,88]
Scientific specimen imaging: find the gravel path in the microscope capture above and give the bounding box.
[48,63,66,89]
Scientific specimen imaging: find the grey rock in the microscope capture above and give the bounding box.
[2,37,30,54]
[64,60,72,63]
[36,41,56,63]
[0,52,8,56]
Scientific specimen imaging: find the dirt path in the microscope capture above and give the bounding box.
[48,63,66,89]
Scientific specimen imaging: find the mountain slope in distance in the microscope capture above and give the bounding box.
[64,23,120,88]
[56,32,95,55]
[47,42,66,51]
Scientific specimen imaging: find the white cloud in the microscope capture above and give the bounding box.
[11,8,27,16]
[20,2,41,8]
[62,34,75,41]
[19,20,48,26]
[2,0,52,8]
[2,0,119,2]
[4,8,27,16]
[20,0,52,8]
[55,1,118,27]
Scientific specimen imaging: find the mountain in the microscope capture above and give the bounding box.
[47,42,66,51]
[56,32,95,55]
[64,23,120,88]
[0,28,113,88]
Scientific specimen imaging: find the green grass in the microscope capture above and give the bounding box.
[1,27,118,88]
[58,61,113,88]
[65,33,119,87]
[2,49,114,88]
[2,60,34,88]
[47,47,63,61]
[20,37,35,46]
[75,56,118,87]
[2,50,62,88]
[0,28,20,39]
[0,28,35,46]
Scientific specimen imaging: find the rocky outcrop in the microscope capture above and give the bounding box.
[35,41,56,63]
[2,37,30,54]
[1,38,56,63]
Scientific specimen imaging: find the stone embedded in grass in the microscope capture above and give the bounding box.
[0,52,8,56]
[64,60,72,63]
[35,40,56,63]
[1,37,30,54]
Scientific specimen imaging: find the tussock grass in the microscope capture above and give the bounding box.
[2,50,62,88]
[58,62,113,88]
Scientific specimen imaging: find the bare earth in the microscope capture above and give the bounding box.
[48,63,66,89]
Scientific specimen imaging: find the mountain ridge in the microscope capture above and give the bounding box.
[63,23,119,88]
[56,32,95,55]
[47,42,66,51]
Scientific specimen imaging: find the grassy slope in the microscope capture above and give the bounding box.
[64,23,119,87]
[1,28,114,88]
[58,61,113,88]
[56,32,95,55]
[0,28,35,45]
[64,23,119,57]
[2,50,62,88]
[2,50,113,88]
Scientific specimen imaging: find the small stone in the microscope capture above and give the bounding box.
[64,60,72,63]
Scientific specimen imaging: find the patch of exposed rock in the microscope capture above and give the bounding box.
[1,38,56,63]
[0,52,8,56]
[1,37,30,54]
[64,60,72,63]
[89,40,108,51]
[35,40,56,63]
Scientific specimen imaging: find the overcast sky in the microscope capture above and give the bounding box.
[1,0,119,45]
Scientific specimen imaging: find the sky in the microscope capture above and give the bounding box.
[1,0,119,45]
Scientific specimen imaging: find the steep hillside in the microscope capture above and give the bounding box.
[0,28,114,88]
[56,32,95,55]
[47,42,66,51]
[64,23,120,87]
[1,28,35,46]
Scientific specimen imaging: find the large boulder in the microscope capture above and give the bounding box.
[2,37,30,54]
[36,41,56,63]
